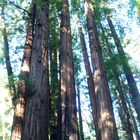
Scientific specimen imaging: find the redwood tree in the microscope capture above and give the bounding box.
[107,16,140,122]
[22,1,50,140]
[49,6,59,138]
[78,22,98,136]
[84,0,118,139]
[76,80,84,140]
[59,0,79,139]
[10,1,36,139]
[100,23,135,140]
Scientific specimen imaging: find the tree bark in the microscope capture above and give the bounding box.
[107,16,140,122]
[126,94,140,140]
[10,1,36,140]
[59,0,78,139]
[78,24,98,136]
[76,81,84,140]
[121,79,140,140]
[22,1,50,140]
[115,76,134,140]
[100,23,134,140]
[84,0,119,140]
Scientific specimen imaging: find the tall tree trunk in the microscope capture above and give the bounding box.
[1,6,16,97]
[84,0,118,140]
[60,0,78,139]
[122,80,140,140]
[76,81,84,140]
[48,1,59,138]
[100,23,134,140]
[115,76,134,140]
[50,39,59,140]
[107,16,140,122]
[10,1,36,140]
[126,95,140,140]
[78,23,98,136]
[117,98,129,136]
[22,1,49,140]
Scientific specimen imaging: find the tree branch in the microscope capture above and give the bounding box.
[6,0,30,15]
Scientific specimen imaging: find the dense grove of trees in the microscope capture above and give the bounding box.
[0,0,140,140]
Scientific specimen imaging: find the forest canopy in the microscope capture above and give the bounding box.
[0,0,140,140]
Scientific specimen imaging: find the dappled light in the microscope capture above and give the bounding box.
[0,0,140,140]
[14,97,25,118]
[21,61,30,72]
[102,111,114,128]
[61,27,71,34]
[11,126,22,140]
[84,0,94,16]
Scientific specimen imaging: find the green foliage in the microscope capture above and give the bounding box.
[71,0,80,13]
[0,0,140,139]
[136,0,140,16]
[136,0,140,8]
[0,85,13,140]
[73,53,82,77]
[0,49,5,65]
[105,53,121,79]
[72,32,82,78]
[18,72,34,88]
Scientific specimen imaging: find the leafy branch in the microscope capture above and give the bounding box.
[6,0,30,15]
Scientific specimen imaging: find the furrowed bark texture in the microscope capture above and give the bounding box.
[84,0,118,140]
[107,16,140,122]
[10,1,36,140]
[60,0,78,139]
[22,1,49,140]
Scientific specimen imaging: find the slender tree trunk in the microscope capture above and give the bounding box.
[48,2,60,139]
[84,1,118,140]
[10,1,36,140]
[127,98,140,140]
[1,6,16,97]
[107,16,140,122]
[22,1,49,140]
[117,99,129,135]
[123,85,140,140]
[115,76,134,140]
[78,23,98,136]
[60,0,78,139]
[100,23,135,140]
[50,41,59,140]
[77,81,84,140]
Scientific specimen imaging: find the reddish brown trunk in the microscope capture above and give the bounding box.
[78,24,98,136]
[10,1,36,140]
[84,0,118,140]
[100,23,134,140]
[107,16,140,122]
[22,2,49,140]
[60,0,78,139]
